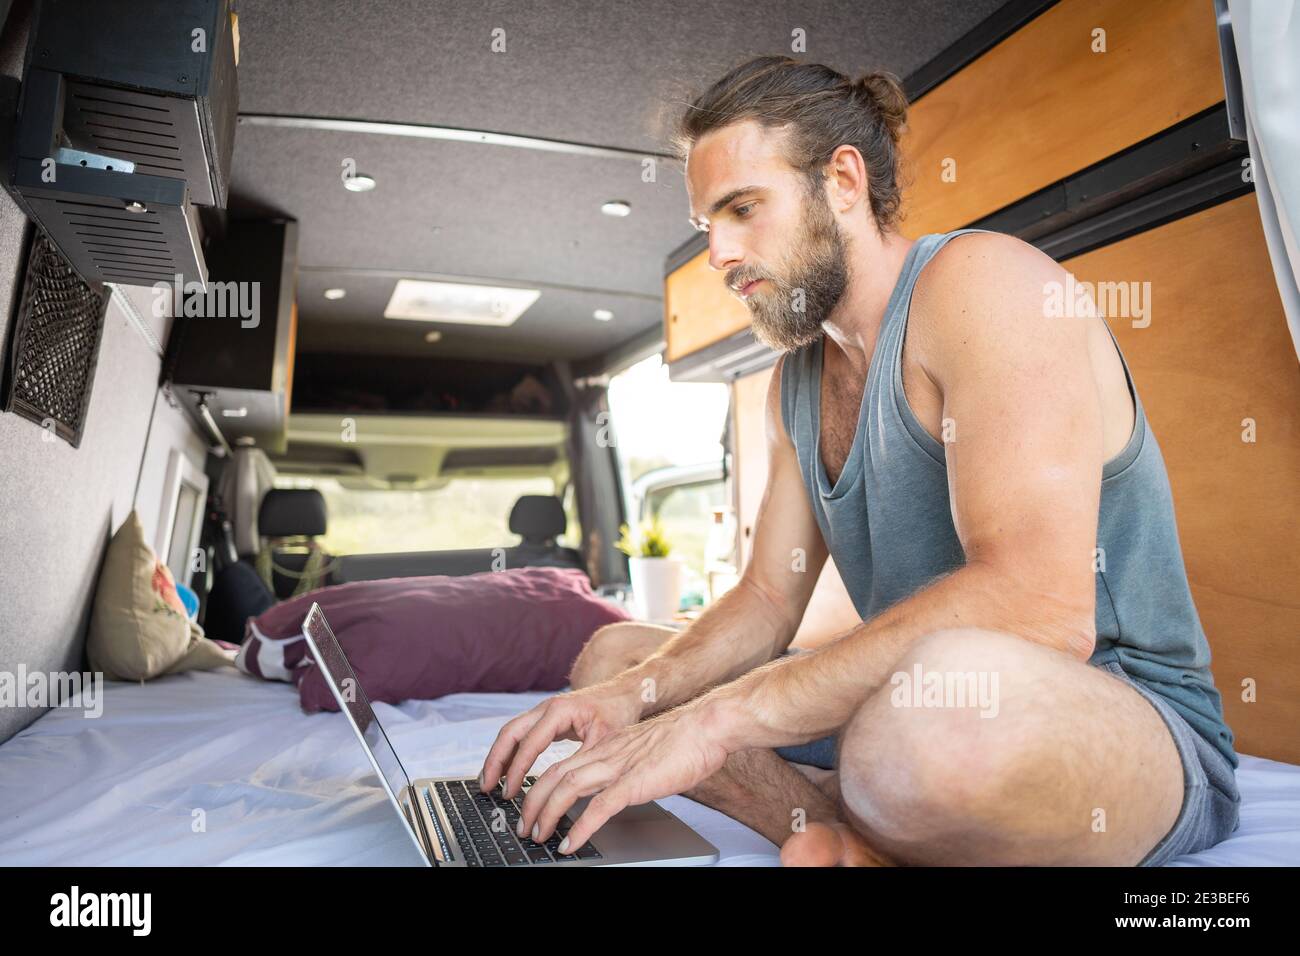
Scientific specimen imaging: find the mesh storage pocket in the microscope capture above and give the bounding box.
[3,227,111,447]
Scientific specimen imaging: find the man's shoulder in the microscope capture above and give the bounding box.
[766,351,793,446]
[907,231,1077,373]
[767,345,811,443]
[915,231,1057,306]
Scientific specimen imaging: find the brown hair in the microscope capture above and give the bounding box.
[673,56,908,231]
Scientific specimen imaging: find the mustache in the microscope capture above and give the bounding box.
[726,266,775,292]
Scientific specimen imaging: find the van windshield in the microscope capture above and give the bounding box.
[273,475,580,556]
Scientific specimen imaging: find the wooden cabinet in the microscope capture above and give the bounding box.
[900,0,1225,237]
[664,246,753,364]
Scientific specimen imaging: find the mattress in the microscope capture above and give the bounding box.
[0,667,1296,866]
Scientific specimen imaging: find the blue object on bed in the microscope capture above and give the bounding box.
[175,582,199,620]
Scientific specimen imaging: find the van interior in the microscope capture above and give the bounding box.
[0,0,1297,878]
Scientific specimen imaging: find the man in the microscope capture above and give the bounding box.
[479,56,1240,866]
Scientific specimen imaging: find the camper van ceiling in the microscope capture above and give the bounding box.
[224,0,1005,366]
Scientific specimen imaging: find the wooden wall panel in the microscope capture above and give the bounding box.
[1065,195,1300,765]
[731,368,770,571]
[665,249,751,362]
[730,366,860,649]
[900,0,1225,237]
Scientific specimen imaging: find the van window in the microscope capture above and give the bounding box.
[273,475,579,556]
[646,479,728,580]
[608,355,729,594]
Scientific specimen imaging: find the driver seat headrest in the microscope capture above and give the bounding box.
[509,495,566,546]
[258,489,328,539]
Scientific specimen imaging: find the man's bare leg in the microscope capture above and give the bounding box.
[568,622,681,689]
[801,626,1185,866]
[682,746,893,865]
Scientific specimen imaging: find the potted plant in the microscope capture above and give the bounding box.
[616,517,681,622]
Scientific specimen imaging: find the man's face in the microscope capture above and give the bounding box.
[686,119,850,352]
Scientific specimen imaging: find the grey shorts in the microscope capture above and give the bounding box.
[774,655,1241,866]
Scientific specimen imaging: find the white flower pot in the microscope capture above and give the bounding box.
[628,556,682,622]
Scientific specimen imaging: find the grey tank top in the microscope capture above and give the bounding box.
[780,228,1237,769]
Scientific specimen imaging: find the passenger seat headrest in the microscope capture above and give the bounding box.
[509,495,566,545]
[258,488,328,539]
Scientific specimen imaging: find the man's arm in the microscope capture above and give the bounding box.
[704,233,1104,752]
[595,355,831,719]
[478,356,829,795]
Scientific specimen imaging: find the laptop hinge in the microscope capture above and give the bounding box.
[402,786,444,866]
[413,785,459,866]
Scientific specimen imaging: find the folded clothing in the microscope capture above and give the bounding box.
[235,566,629,711]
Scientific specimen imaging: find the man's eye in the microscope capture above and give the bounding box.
[735,203,755,218]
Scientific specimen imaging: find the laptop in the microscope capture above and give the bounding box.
[301,602,720,867]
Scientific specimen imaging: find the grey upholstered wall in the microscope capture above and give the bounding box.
[0,0,210,744]
[0,290,211,745]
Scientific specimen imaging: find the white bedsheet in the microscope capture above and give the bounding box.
[0,668,1296,866]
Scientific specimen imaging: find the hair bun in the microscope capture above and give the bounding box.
[855,71,908,142]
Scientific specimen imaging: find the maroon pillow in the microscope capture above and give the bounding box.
[235,567,630,712]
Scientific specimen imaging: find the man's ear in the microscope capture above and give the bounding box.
[825,144,868,213]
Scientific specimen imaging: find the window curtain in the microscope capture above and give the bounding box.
[1227,0,1300,361]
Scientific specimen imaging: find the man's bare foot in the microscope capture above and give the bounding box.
[780,820,893,867]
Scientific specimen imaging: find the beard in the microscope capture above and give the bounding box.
[728,185,850,353]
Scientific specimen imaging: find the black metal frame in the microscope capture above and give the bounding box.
[972,104,1251,260]
[1030,157,1252,263]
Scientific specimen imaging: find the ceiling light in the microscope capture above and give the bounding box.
[383,279,540,326]
[323,288,346,300]
[593,309,613,321]
[600,200,631,217]
[343,173,377,192]
[424,330,442,343]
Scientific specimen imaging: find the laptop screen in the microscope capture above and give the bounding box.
[301,604,411,802]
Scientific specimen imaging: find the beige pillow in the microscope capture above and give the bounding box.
[88,510,235,681]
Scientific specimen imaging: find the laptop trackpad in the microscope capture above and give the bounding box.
[567,796,673,823]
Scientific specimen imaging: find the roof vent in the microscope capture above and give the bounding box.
[383,279,540,326]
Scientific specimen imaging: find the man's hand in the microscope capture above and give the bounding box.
[516,702,731,855]
[478,683,643,799]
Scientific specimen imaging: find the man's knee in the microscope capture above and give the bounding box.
[569,622,673,689]
[836,628,1047,844]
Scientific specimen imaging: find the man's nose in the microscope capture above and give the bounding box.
[707,231,743,274]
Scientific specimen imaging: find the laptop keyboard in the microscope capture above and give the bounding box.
[426,777,603,867]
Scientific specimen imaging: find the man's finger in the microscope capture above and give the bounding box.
[502,705,577,798]
[558,786,629,856]
[517,748,591,838]
[479,709,543,792]
[531,761,610,843]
